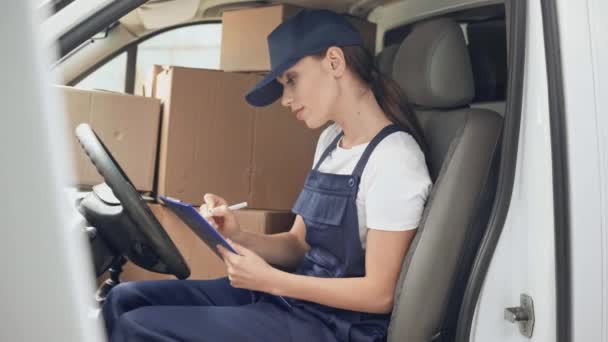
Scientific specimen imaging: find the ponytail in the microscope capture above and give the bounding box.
[335,45,431,174]
[368,67,429,162]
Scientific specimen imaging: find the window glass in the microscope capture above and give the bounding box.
[134,23,222,95]
[75,52,127,92]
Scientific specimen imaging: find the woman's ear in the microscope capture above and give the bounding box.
[325,46,346,77]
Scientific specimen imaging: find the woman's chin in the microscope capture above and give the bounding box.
[303,119,320,129]
[302,117,329,130]
[295,110,329,129]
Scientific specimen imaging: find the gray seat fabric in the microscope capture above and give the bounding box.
[472,101,506,116]
[387,18,503,342]
[375,44,400,76]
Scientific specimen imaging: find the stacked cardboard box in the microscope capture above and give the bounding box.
[56,86,161,192]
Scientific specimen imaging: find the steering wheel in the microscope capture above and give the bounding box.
[75,123,190,279]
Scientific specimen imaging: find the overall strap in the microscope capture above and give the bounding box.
[313,130,344,171]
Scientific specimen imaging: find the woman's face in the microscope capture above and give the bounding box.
[277,55,338,129]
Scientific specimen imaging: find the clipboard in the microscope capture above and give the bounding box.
[158,196,292,310]
[160,196,237,257]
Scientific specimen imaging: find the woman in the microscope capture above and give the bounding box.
[103,8,432,342]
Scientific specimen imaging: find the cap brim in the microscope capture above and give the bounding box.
[245,58,299,107]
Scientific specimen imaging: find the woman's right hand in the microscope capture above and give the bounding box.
[199,193,242,240]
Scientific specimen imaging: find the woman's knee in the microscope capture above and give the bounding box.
[102,282,148,334]
[104,282,140,310]
[110,307,162,342]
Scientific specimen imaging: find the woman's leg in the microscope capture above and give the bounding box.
[109,302,299,342]
[102,277,251,337]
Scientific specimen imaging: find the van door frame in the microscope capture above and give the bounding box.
[455,0,572,340]
[455,0,526,339]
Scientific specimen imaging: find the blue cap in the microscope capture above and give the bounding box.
[245,9,363,107]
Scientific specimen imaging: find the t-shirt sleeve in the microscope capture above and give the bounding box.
[365,135,433,231]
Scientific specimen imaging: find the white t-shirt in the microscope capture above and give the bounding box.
[312,122,433,249]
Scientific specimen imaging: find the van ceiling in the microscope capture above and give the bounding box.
[119,0,400,36]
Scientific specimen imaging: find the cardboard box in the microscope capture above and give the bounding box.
[153,66,321,209]
[118,204,295,281]
[220,4,377,72]
[142,64,164,97]
[57,86,161,192]
[236,209,296,235]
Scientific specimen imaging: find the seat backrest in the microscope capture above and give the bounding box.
[386,18,503,342]
[471,101,506,116]
[375,44,400,76]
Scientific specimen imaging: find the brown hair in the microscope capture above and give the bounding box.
[315,46,430,169]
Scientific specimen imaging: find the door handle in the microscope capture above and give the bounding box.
[504,293,535,337]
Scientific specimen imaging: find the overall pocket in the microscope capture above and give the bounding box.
[299,247,343,278]
[292,187,350,228]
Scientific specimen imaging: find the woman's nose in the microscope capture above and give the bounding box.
[280,89,293,107]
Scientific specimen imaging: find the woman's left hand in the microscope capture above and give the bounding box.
[217,240,280,294]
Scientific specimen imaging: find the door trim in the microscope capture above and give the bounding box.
[540,0,572,341]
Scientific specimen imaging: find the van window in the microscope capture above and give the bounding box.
[73,23,221,94]
[383,25,411,47]
[466,20,507,102]
[134,23,222,95]
[75,52,126,92]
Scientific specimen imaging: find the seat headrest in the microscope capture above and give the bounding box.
[376,44,400,76]
[392,18,475,109]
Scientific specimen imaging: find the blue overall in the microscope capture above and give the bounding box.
[103,124,401,342]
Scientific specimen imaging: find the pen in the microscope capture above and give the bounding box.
[227,201,248,211]
[207,201,248,215]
